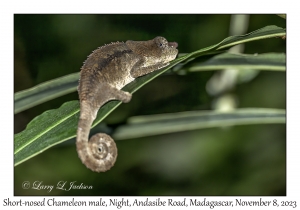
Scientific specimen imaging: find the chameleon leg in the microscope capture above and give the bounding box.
[107,87,132,103]
[130,61,169,78]
[93,83,132,104]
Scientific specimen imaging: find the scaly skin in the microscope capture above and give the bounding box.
[77,36,178,172]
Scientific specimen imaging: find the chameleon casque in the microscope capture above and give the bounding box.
[76,36,178,172]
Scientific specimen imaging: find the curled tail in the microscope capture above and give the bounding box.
[76,101,117,172]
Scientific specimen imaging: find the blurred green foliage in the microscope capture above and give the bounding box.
[14,14,286,196]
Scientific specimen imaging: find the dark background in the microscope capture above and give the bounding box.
[14,14,286,195]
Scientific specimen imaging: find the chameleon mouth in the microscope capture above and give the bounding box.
[168,42,178,48]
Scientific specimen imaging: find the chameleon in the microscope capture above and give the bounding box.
[76,36,178,172]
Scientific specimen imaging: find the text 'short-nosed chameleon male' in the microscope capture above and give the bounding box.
[77,36,178,172]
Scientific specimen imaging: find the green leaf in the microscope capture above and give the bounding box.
[14,73,79,114]
[277,14,286,19]
[188,53,286,72]
[113,108,286,140]
[14,25,286,166]
[217,25,285,50]
[14,25,285,113]
[14,101,80,165]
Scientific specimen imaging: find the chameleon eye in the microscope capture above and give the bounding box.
[155,36,168,48]
[158,40,167,48]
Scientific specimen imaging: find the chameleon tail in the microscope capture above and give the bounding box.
[76,102,117,172]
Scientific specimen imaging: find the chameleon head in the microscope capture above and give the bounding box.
[126,36,178,65]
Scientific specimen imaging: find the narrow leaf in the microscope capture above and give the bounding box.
[217,25,285,50]
[188,53,286,72]
[14,73,79,114]
[113,108,286,140]
[277,14,286,19]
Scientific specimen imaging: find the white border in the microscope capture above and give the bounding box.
[2,0,298,209]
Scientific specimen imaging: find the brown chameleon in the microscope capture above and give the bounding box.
[76,36,178,172]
